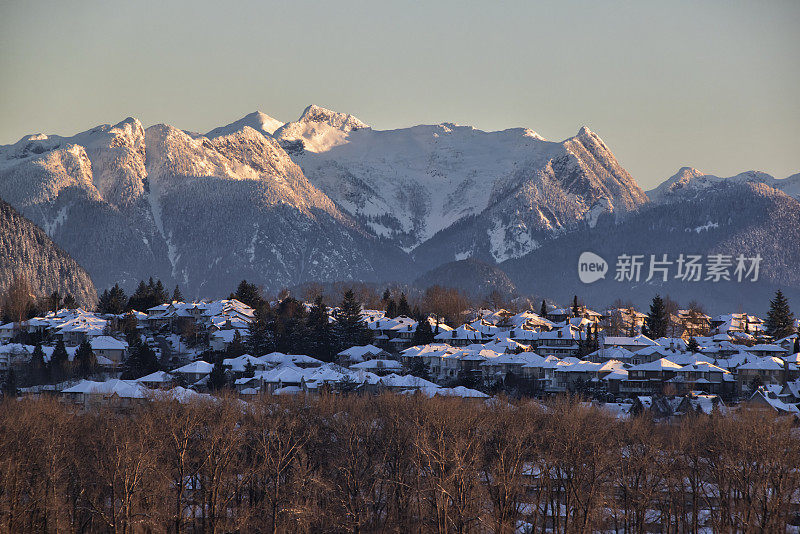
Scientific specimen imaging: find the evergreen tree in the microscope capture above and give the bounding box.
[62,294,77,309]
[687,337,700,353]
[793,335,799,355]
[243,359,256,378]
[153,280,169,306]
[334,290,373,351]
[540,300,548,318]
[272,297,309,353]
[2,370,17,398]
[121,338,160,379]
[572,295,580,318]
[98,284,128,314]
[172,285,184,302]
[385,299,397,319]
[334,374,359,393]
[381,289,391,304]
[412,318,435,345]
[233,280,265,310]
[307,295,335,362]
[46,291,62,313]
[642,295,668,340]
[30,343,48,384]
[127,280,150,311]
[50,339,70,382]
[207,356,228,391]
[225,330,246,358]
[247,304,275,356]
[765,290,795,339]
[406,358,431,381]
[397,293,412,317]
[75,339,97,378]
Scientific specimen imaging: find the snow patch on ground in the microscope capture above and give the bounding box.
[43,205,68,235]
[585,198,612,228]
[146,175,179,276]
[246,223,259,263]
[454,250,472,261]
[692,221,719,233]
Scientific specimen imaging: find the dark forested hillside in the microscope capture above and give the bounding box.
[0,196,97,309]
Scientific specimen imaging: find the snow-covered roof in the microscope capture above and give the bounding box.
[62,379,147,398]
[90,336,128,350]
[173,360,214,374]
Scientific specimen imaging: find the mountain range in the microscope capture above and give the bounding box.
[1,105,798,313]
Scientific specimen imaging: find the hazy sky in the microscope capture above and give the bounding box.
[1,0,798,188]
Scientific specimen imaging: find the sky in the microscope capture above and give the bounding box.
[1,0,798,189]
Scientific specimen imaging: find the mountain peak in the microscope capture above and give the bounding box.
[206,111,284,139]
[298,104,368,131]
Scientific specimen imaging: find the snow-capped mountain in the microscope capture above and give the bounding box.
[274,107,648,265]
[648,167,800,203]
[0,195,97,308]
[2,105,796,304]
[0,115,412,297]
[504,180,800,314]
[205,111,284,139]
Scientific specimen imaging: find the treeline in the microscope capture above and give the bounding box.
[0,396,796,533]
[97,278,183,315]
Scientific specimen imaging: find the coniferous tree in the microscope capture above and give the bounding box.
[50,339,70,382]
[247,304,275,356]
[62,294,77,310]
[572,295,580,318]
[46,291,62,313]
[30,343,48,384]
[225,330,247,358]
[75,339,97,378]
[397,293,412,317]
[406,358,431,381]
[412,318,435,345]
[121,338,160,379]
[208,356,228,391]
[307,295,335,362]
[334,289,373,351]
[233,280,265,310]
[765,290,795,339]
[381,289,391,304]
[540,300,548,318]
[98,284,128,314]
[127,280,150,311]
[385,299,397,319]
[793,335,800,355]
[243,359,256,378]
[172,285,184,302]
[2,370,17,398]
[153,280,169,306]
[687,337,700,353]
[642,295,668,340]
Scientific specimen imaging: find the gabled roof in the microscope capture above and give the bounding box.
[629,358,682,372]
[173,360,214,374]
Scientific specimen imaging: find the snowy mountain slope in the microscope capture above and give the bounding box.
[205,111,284,139]
[504,182,800,314]
[143,123,412,295]
[647,167,800,203]
[0,195,97,308]
[0,117,413,297]
[0,118,173,291]
[273,106,648,259]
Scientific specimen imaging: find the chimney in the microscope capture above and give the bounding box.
[783,358,790,386]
